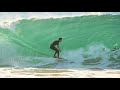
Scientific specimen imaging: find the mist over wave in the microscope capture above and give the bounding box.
[0,12,120,28]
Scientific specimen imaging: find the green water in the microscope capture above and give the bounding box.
[0,15,120,68]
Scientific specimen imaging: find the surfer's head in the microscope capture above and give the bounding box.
[58,38,62,42]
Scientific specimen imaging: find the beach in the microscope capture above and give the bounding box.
[0,68,120,78]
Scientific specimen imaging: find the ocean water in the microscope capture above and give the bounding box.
[0,12,120,69]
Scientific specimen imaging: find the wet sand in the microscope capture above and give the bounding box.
[0,68,120,78]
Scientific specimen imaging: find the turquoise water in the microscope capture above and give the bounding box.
[0,15,120,69]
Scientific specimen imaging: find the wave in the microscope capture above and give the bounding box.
[0,12,120,28]
[0,14,120,68]
[0,44,120,69]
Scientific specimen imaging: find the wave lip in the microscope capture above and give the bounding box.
[0,12,120,28]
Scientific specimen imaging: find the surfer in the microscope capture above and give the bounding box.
[50,38,62,58]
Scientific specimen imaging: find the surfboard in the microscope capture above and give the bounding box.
[56,57,67,61]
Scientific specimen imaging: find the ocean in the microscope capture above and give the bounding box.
[0,12,120,73]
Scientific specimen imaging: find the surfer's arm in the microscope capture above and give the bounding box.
[57,45,61,52]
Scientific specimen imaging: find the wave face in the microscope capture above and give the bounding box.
[0,14,120,69]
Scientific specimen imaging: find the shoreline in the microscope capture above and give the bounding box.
[0,68,120,78]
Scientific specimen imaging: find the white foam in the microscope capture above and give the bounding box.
[58,44,113,69]
[0,12,120,29]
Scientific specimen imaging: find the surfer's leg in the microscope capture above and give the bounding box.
[54,47,59,58]
[51,47,59,58]
[57,50,59,57]
[54,51,57,58]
